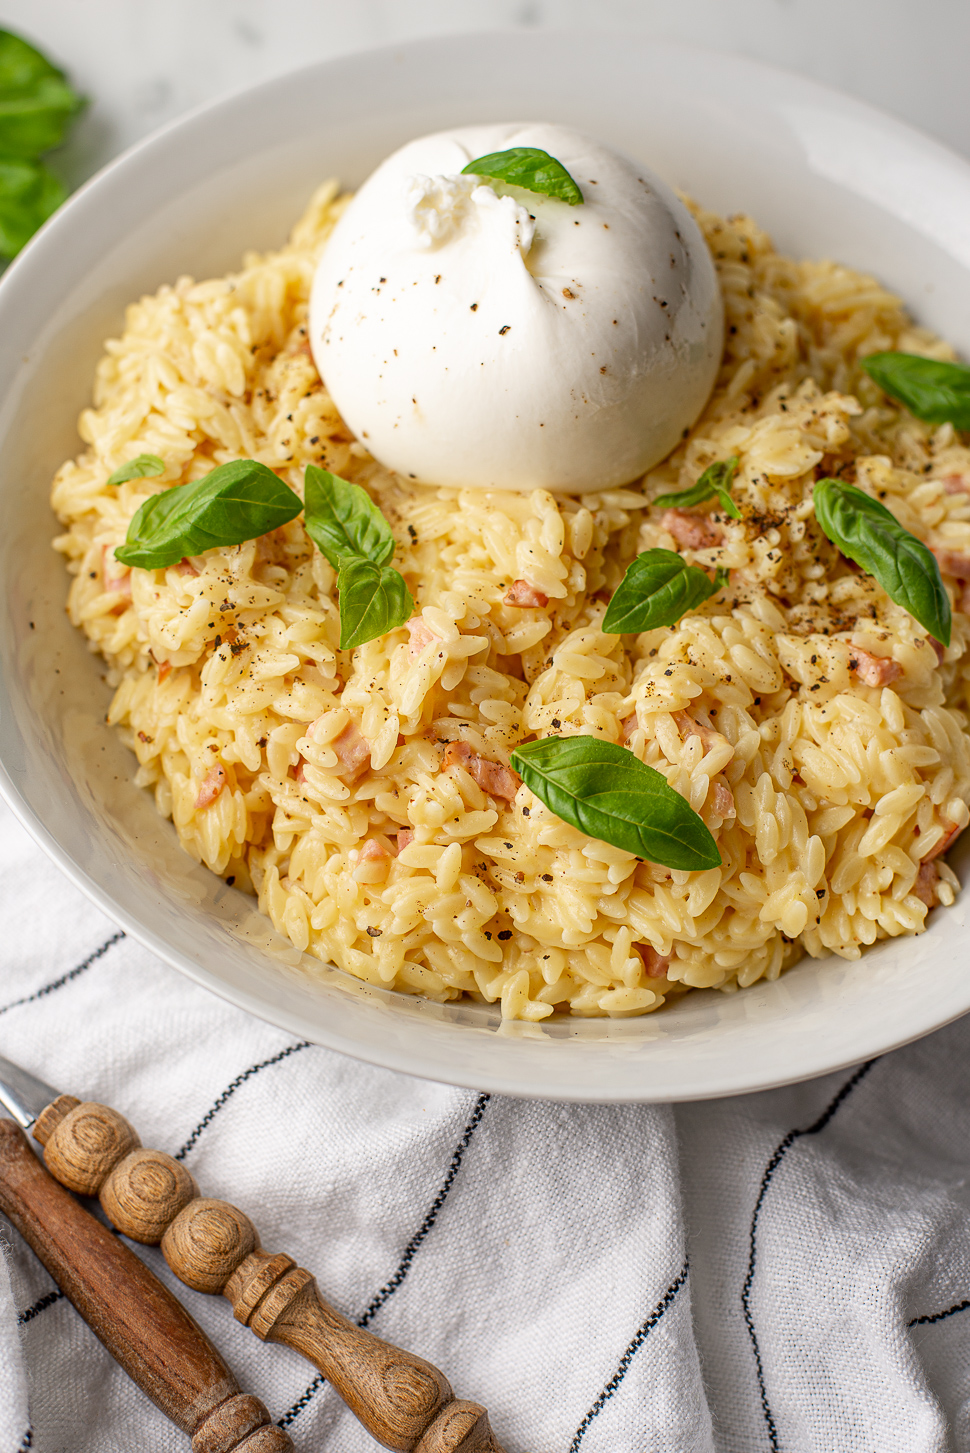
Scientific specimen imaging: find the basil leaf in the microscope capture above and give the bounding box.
[653,457,741,520]
[107,453,165,486]
[603,549,727,634]
[303,465,396,570]
[0,29,84,160]
[302,466,412,647]
[337,558,414,650]
[461,147,583,206]
[861,352,970,429]
[115,459,302,569]
[813,477,951,646]
[510,736,721,871]
[0,156,64,257]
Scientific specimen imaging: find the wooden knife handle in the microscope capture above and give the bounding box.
[34,1097,505,1453]
[0,1118,291,1452]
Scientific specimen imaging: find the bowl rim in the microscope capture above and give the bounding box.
[3,29,970,1102]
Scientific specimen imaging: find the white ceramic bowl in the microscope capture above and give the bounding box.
[2,32,969,1102]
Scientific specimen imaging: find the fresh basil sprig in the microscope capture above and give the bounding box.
[336,560,414,651]
[107,453,165,486]
[461,147,583,206]
[603,549,727,634]
[0,156,63,256]
[510,736,721,871]
[653,457,741,520]
[303,465,396,568]
[303,465,413,650]
[0,29,83,157]
[115,459,302,569]
[861,352,970,429]
[0,29,84,259]
[813,477,951,646]
[113,458,414,649]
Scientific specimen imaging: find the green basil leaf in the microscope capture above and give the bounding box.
[861,352,970,429]
[303,465,396,570]
[652,477,714,511]
[0,29,85,160]
[813,477,951,646]
[510,736,722,871]
[0,156,64,258]
[302,466,412,648]
[337,558,414,650]
[653,457,741,519]
[107,454,166,486]
[602,549,727,634]
[460,147,583,206]
[115,458,302,569]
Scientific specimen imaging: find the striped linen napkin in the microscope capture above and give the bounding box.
[2,789,970,1453]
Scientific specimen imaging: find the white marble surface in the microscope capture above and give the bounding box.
[0,0,968,187]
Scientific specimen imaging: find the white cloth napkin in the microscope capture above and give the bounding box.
[2,791,970,1453]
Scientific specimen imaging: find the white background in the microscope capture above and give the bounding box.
[0,0,968,184]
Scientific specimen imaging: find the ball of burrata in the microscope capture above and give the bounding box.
[309,123,723,494]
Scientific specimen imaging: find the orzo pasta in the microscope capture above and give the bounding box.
[51,182,970,1020]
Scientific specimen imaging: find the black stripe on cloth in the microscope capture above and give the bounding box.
[742,1058,879,1452]
[17,1289,64,1325]
[278,1091,492,1431]
[16,1429,32,1451]
[358,1091,491,1329]
[568,1258,690,1453]
[910,1299,970,1327]
[0,931,125,1018]
[277,1373,325,1431]
[174,1040,312,1161]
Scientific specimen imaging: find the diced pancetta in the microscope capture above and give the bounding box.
[942,474,970,495]
[407,618,440,660]
[636,944,671,978]
[194,764,226,810]
[932,547,970,580]
[443,741,521,801]
[397,827,414,852]
[503,579,549,608]
[353,836,393,883]
[673,710,720,750]
[101,545,132,597]
[661,509,723,551]
[926,819,962,862]
[331,722,371,782]
[621,714,639,743]
[913,860,940,908]
[174,559,199,577]
[849,646,902,688]
[713,781,736,818]
[930,638,946,664]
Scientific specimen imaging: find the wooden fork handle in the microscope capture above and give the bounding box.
[0,1119,291,1451]
[34,1096,505,1453]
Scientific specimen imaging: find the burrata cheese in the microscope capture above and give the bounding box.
[309,123,723,493]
